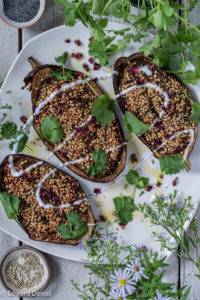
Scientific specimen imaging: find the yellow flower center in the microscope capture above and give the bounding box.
[119,278,127,286]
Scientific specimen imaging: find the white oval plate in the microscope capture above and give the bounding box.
[0,22,200,261]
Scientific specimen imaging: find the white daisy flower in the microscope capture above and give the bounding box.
[110,269,135,297]
[156,291,171,300]
[109,288,125,300]
[127,258,148,282]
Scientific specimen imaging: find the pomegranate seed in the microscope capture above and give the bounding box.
[89,57,95,64]
[82,63,90,72]
[144,185,153,192]
[172,177,178,186]
[71,52,83,60]
[93,62,101,71]
[94,188,102,194]
[129,66,139,75]
[137,77,145,84]
[75,39,82,46]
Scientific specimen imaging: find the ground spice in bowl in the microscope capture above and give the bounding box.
[0,246,50,296]
[3,0,40,23]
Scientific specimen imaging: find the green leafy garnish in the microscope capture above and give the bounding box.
[91,94,116,125]
[40,116,65,144]
[87,149,107,177]
[113,195,135,225]
[52,69,74,81]
[57,211,88,240]
[159,154,186,175]
[124,111,150,136]
[57,0,200,84]
[126,169,149,189]
[0,122,17,139]
[0,192,20,221]
[190,102,200,122]
[55,51,68,66]
[9,133,29,153]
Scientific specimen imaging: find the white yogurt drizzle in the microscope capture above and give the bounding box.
[7,70,194,210]
[35,141,127,209]
[139,65,152,76]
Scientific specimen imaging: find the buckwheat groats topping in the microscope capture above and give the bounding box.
[114,53,198,161]
[0,155,94,245]
[25,61,126,182]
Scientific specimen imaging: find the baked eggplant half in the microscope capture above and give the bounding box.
[113,53,198,168]
[0,154,94,245]
[24,58,126,183]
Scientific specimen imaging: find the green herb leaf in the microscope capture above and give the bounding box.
[0,192,20,220]
[87,149,107,177]
[91,94,116,125]
[113,195,135,225]
[126,169,149,189]
[124,111,150,135]
[159,154,186,174]
[190,102,200,122]
[40,116,65,144]
[52,69,74,81]
[57,211,88,240]
[9,133,29,153]
[0,122,17,139]
[55,52,68,66]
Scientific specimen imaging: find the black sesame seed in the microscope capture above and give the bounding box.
[3,0,40,23]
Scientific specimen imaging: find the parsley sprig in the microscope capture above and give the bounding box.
[53,51,74,81]
[40,116,65,144]
[126,169,149,189]
[0,192,20,221]
[159,154,186,175]
[57,211,88,240]
[87,149,107,177]
[113,195,135,225]
[57,0,200,84]
[91,94,116,126]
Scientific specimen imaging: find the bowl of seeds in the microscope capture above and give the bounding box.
[0,0,45,28]
[0,246,50,296]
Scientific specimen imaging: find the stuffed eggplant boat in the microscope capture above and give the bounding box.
[0,154,94,245]
[24,58,126,183]
[113,53,198,167]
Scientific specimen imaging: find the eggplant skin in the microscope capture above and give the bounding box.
[0,154,95,246]
[25,61,127,183]
[113,53,198,168]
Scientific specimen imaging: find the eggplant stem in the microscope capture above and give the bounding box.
[28,57,40,70]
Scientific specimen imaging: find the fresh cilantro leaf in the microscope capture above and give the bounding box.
[0,192,20,220]
[40,116,65,144]
[91,94,116,126]
[190,102,200,122]
[9,133,29,153]
[159,154,186,175]
[57,211,88,240]
[126,170,149,189]
[124,111,150,136]
[113,195,135,225]
[55,52,68,66]
[0,122,17,139]
[87,149,107,177]
[52,69,74,81]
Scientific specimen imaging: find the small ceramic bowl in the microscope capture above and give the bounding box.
[0,246,50,295]
[0,0,46,28]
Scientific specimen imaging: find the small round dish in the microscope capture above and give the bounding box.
[0,0,46,28]
[0,246,50,296]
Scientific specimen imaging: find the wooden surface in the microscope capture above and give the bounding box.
[0,1,199,299]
